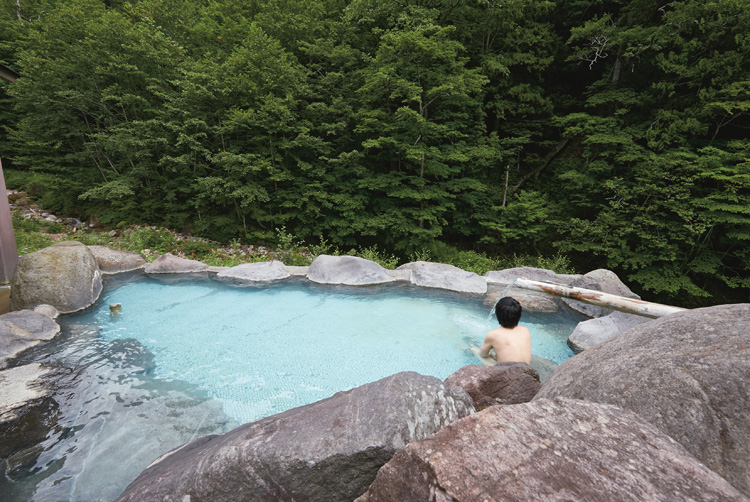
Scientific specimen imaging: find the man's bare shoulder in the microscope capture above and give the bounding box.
[488,325,529,337]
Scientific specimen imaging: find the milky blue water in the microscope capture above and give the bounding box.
[2,273,577,502]
[68,275,576,423]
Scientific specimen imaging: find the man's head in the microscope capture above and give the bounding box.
[495,296,522,328]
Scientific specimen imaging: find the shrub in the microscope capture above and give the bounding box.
[15,231,54,255]
[179,239,217,259]
[351,245,398,269]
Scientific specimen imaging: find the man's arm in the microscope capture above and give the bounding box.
[470,343,496,366]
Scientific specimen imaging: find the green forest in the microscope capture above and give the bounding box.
[0,0,748,307]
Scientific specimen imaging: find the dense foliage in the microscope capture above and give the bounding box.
[1,0,748,306]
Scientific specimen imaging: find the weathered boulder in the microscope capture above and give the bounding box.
[356,398,750,502]
[485,266,580,286]
[535,304,750,496]
[397,261,487,294]
[530,354,558,383]
[485,286,558,312]
[308,254,396,286]
[443,363,540,409]
[10,241,102,314]
[0,363,56,458]
[561,269,640,318]
[117,372,474,502]
[216,260,290,282]
[567,310,652,353]
[87,245,146,274]
[0,310,61,368]
[143,253,209,274]
[117,373,473,502]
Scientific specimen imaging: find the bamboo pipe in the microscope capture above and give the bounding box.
[511,278,687,318]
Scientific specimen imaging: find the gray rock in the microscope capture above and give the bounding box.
[485,266,580,286]
[207,265,229,273]
[117,372,474,502]
[10,241,102,314]
[561,269,640,318]
[385,268,411,281]
[308,254,396,286]
[0,310,61,368]
[32,304,59,319]
[485,285,558,312]
[356,398,750,502]
[87,245,146,274]
[143,253,209,274]
[535,304,750,496]
[216,260,290,282]
[530,354,558,383]
[0,363,55,458]
[567,310,652,353]
[443,363,540,409]
[397,261,487,294]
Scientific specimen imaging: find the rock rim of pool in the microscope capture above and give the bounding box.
[216,260,291,282]
[308,254,397,286]
[88,245,147,274]
[116,371,475,502]
[567,310,652,353]
[397,261,487,294]
[144,253,209,274]
[0,309,61,369]
[11,241,103,314]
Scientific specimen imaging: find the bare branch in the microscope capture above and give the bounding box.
[576,34,610,69]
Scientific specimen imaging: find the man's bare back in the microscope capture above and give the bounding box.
[473,325,531,365]
[471,296,531,365]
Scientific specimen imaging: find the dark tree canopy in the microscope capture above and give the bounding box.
[1,0,748,306]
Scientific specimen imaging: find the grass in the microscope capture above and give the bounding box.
[11,211,577,275]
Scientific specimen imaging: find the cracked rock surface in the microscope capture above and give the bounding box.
[116,372,474,502]
[536,303,750,496]
[356,398,749,502]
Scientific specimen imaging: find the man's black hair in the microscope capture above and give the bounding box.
[495,296,522,328]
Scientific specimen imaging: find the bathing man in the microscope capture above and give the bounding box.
[471,296,531,365]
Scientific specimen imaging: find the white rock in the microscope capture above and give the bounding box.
[144,253,209,274]
[567,311,652,353]
[397,261,487,294]
[217,261,291,282]
[308,255,396,286]
[0,363,53,422]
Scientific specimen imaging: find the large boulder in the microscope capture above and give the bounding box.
[143,253,209,274]
[535,304,750,496]
[356,398,750,502]
[216,260,291,283]
[117,372,474,502]
[443,363,540,409]
[0,363,56,458]
[485,267,580,286]
[307,254,396,286]
[0,310,61,368]
[10,241,102,314]
[567,310,652,353]
[397,261,487,294]
[561,269,640,318]
[485,286,558,312]
[87,245,146,274]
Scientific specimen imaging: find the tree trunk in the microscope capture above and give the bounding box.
[502,166,509,207]
[512,278,686,318]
